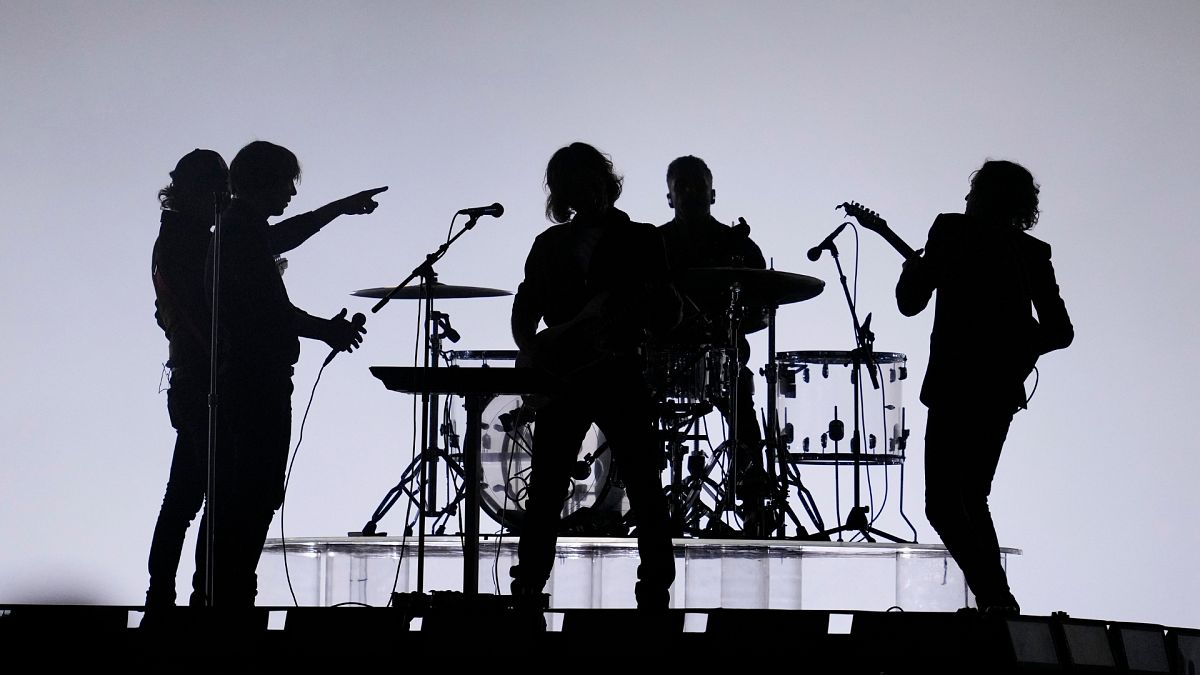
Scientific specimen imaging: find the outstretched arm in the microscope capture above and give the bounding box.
[295,307,367,353]
[270,186,389,254]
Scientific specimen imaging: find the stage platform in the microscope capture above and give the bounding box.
[1,602,1196,673]
[258,536,1019,615]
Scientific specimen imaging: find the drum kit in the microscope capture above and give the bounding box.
[354,262,916,545]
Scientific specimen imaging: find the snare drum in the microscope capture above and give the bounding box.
[645,346,735,402]
[445,349,520,366]
[775,350,909,465]
[445,350,626,533]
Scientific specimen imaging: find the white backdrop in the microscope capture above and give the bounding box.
[1,1,1197,626]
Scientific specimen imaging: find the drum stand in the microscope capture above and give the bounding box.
[763,305,825,539]
[351,214,484,593]
[660,397,741,537]
[809,242,908,543]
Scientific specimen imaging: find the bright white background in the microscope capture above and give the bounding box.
[1,1,1196,626]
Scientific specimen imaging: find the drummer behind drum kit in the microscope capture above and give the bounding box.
[356,206,918,546]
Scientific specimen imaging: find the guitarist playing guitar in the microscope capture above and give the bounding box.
[845,160,1074,616]
[509,142,681,610]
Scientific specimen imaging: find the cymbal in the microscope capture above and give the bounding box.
[675,267,825,306]
[351,283,513,300]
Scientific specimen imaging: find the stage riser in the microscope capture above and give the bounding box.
[1,606,1195,673]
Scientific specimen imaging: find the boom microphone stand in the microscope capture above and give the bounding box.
[352,212,485,593]
[811,238,907,543]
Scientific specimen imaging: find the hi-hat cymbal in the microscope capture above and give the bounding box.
[676,267,825,306]
[351,283,513,300]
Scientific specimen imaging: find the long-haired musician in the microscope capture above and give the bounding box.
[896,159,1074,615]
[510,142,680,609]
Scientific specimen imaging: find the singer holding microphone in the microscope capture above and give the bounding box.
[198,140,382,607]
[145,148,386,613]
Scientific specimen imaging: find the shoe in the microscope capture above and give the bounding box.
[982,602,1021,617]
[634,581,671,610]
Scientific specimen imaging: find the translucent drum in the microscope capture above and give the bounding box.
[445,350,627,534]
[775,350,909,465]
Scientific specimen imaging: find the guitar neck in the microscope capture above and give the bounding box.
[875,225,918,260]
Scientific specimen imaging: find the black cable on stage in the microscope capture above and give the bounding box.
[280,356,331,606]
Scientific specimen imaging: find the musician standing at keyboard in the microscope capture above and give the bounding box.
[510,142,680,609]
[657,155,770,535]
[896,159,1073,615]
[199,141,380,607]
[146,148,385,611]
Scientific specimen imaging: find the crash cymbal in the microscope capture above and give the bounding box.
[351,283,513,300]
[676,267,825,306]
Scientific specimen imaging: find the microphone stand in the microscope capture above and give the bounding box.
[811,241,907,543]
[204,193,223,606]
[353,214,483,595]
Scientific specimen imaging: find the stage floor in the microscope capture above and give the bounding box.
[259,536,1019,615]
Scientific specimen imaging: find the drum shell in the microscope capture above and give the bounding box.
[445,350,626,532]
[775,351,908,465]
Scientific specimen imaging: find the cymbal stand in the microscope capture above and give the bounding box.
[763,304,824,538]
[811,241,907,543]
[352,213,485,594]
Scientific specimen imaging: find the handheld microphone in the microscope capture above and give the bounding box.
[806,222,850,261]
[323,311,367,366]
[457,202,504,218]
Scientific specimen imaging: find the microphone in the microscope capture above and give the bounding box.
[323,311,367,366]
[457,202,504,218]
[433,311,460,343]
[806,222,849,261]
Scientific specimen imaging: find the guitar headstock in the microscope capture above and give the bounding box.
[838,201,888,232]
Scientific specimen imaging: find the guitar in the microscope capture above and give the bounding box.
[518,291,615,380]
[837,202,920,261]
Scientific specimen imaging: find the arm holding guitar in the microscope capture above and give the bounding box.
[837,202,921,261]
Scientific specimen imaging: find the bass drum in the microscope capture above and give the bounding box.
[478,394,629,535]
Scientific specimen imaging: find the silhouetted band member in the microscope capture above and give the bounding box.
[896,159,1073,615]
[147,148,385,609]
[193,141,381,606]
[657,155,769,533]
[510,142,680,609]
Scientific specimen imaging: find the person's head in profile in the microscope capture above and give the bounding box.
[965,159,1040,231]
[229,141,301,218]
[666,155,715,220]
[159,148,229,219]
[544,142,623,223]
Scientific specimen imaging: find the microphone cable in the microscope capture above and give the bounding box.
[280,355,332,606]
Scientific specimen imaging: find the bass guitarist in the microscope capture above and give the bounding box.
[509,142,681,610]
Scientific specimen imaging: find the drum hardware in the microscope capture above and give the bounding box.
[434,351,627,536]
[798,231,915,544]
[668,267,826,538]
[351,283,513,300]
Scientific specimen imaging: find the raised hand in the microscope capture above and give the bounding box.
[335,186,389,216]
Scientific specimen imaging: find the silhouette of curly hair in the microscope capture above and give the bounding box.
[965,159,1040,231]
